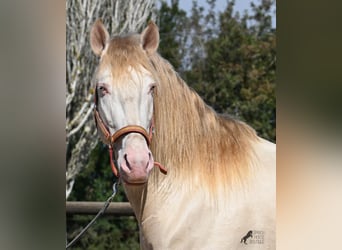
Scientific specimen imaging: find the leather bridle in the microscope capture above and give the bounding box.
[93,88,167,178]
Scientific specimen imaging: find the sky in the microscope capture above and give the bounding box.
[166,0,276,28]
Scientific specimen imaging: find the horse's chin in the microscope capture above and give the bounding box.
[120,173,149,186]
[123,180,147,186]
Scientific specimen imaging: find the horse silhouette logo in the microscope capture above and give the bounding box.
[240,230,253,244]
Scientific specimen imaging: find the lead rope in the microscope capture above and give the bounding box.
[66,181,119,249]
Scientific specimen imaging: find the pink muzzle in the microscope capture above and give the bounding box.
[94,105,167,184]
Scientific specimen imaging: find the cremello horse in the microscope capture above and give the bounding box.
[90,20,275,250]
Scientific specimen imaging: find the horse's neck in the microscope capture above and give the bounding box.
[124,139,276,250]
[123,182,185,223]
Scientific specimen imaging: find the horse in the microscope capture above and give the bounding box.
[90,19,276,250]
[240,230,253,244]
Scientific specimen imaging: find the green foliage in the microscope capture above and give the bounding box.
[184,0,276,142]
[157,0,188,72]
[66,144,140,250]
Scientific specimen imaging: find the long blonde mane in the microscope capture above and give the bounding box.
[106,34,260,197]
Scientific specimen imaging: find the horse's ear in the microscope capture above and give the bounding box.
[141,21,159,54]
[90,19,110,56]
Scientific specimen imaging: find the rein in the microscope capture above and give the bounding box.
[93,91,167,177]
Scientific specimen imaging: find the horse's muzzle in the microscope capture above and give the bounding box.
[119,144,154,185]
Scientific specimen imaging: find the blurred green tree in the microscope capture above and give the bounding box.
[157,0,189,72]
[185,0,276,141]
[66,144,139,249]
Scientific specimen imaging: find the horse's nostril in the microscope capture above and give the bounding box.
[124,154,132,170]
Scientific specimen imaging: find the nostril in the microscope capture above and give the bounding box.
[124,154,132,170]
[147,153,152,169]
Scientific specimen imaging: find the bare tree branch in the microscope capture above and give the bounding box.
[66,0,157,199]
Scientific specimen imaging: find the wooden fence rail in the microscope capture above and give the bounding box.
[66,202,134,216]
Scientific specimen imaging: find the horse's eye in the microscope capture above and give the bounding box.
[149,84,156,94]
[97,84,109,97]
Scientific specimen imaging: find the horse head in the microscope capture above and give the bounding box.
[90,20,161,185]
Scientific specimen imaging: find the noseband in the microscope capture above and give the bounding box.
[93,90,167,177]
[94,108,152,146]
